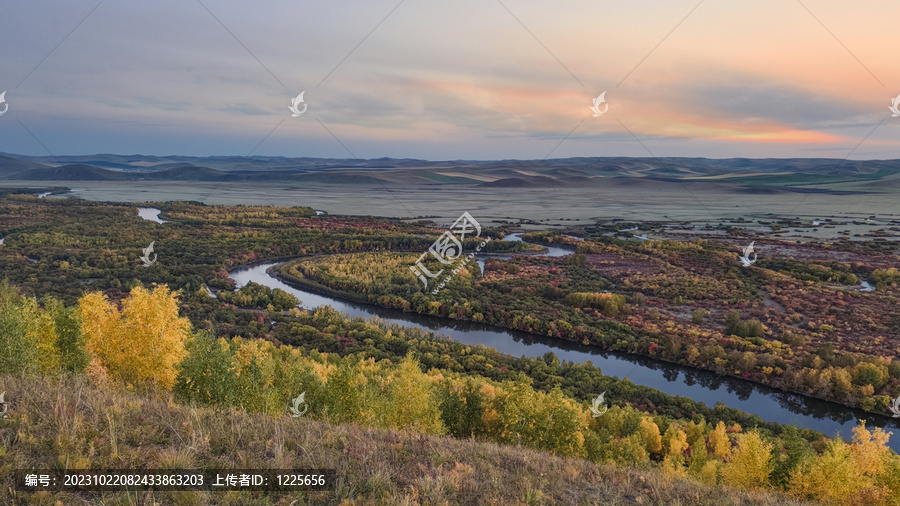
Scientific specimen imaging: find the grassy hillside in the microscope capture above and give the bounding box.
[0,155,52,178]
[0,374,808,505]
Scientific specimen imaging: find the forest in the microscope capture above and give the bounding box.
[3,279,900,504]
[2,195,900,503]
[279,235,900,414]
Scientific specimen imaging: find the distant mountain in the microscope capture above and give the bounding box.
[14,165,131,181]
[0,155,52,178]
[479,176,571,188]
[1,153,898,193]
[142,165,239,181]
[4,152,900,175]
[478,177,534,188]
[293,173,389,185]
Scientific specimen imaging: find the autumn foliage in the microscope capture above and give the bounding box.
[0,280,86,375]
[2,278,900,503]
[78,285,190,389]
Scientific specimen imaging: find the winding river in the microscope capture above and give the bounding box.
[130,207,899,447]
[223,234,900,451]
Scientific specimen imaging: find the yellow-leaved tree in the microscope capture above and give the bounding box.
[789,439,859,502]
[789,422,896,504]
[707,421,731,459]
[638,417,662,455]
[377,357,444,435]
[78,285,190,389]
[661,425,690,478]
[850,422,892,479]
[721,431,774,490]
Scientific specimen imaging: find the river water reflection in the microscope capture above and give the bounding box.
[229,258,900,451]
[134,206,898,448]
[137,207,167,223]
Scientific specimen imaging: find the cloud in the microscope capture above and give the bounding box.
[0,0,897,158]
[215,102,270,116]
[684,79,874,129]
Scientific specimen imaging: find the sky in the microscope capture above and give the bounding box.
[1,0,899,161]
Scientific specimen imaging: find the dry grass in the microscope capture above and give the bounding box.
[0,374,812,505]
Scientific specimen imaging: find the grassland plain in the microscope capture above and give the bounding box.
[0,374,811,505]
[2,179,897,226]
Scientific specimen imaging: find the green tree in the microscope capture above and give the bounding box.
[0,281,63,375]
[770,425,814,488]
[324,359,365,424]
[45,296,88,373]
[854,362,888,389]
[692,309,710,324]
[231,338,277,412]
[0,282,40,374]
[439,376,487,438]
[174,332,239,406]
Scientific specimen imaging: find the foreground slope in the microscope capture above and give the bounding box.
[0,375,806,505]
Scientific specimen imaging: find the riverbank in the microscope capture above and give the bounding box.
[274,256,891,421]
[227,259,900,452]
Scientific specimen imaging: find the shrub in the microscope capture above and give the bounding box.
[565,292,627,317]
[725,310,766,338]
[692,309,710,324]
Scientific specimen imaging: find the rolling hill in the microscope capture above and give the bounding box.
[2,153,898,194]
